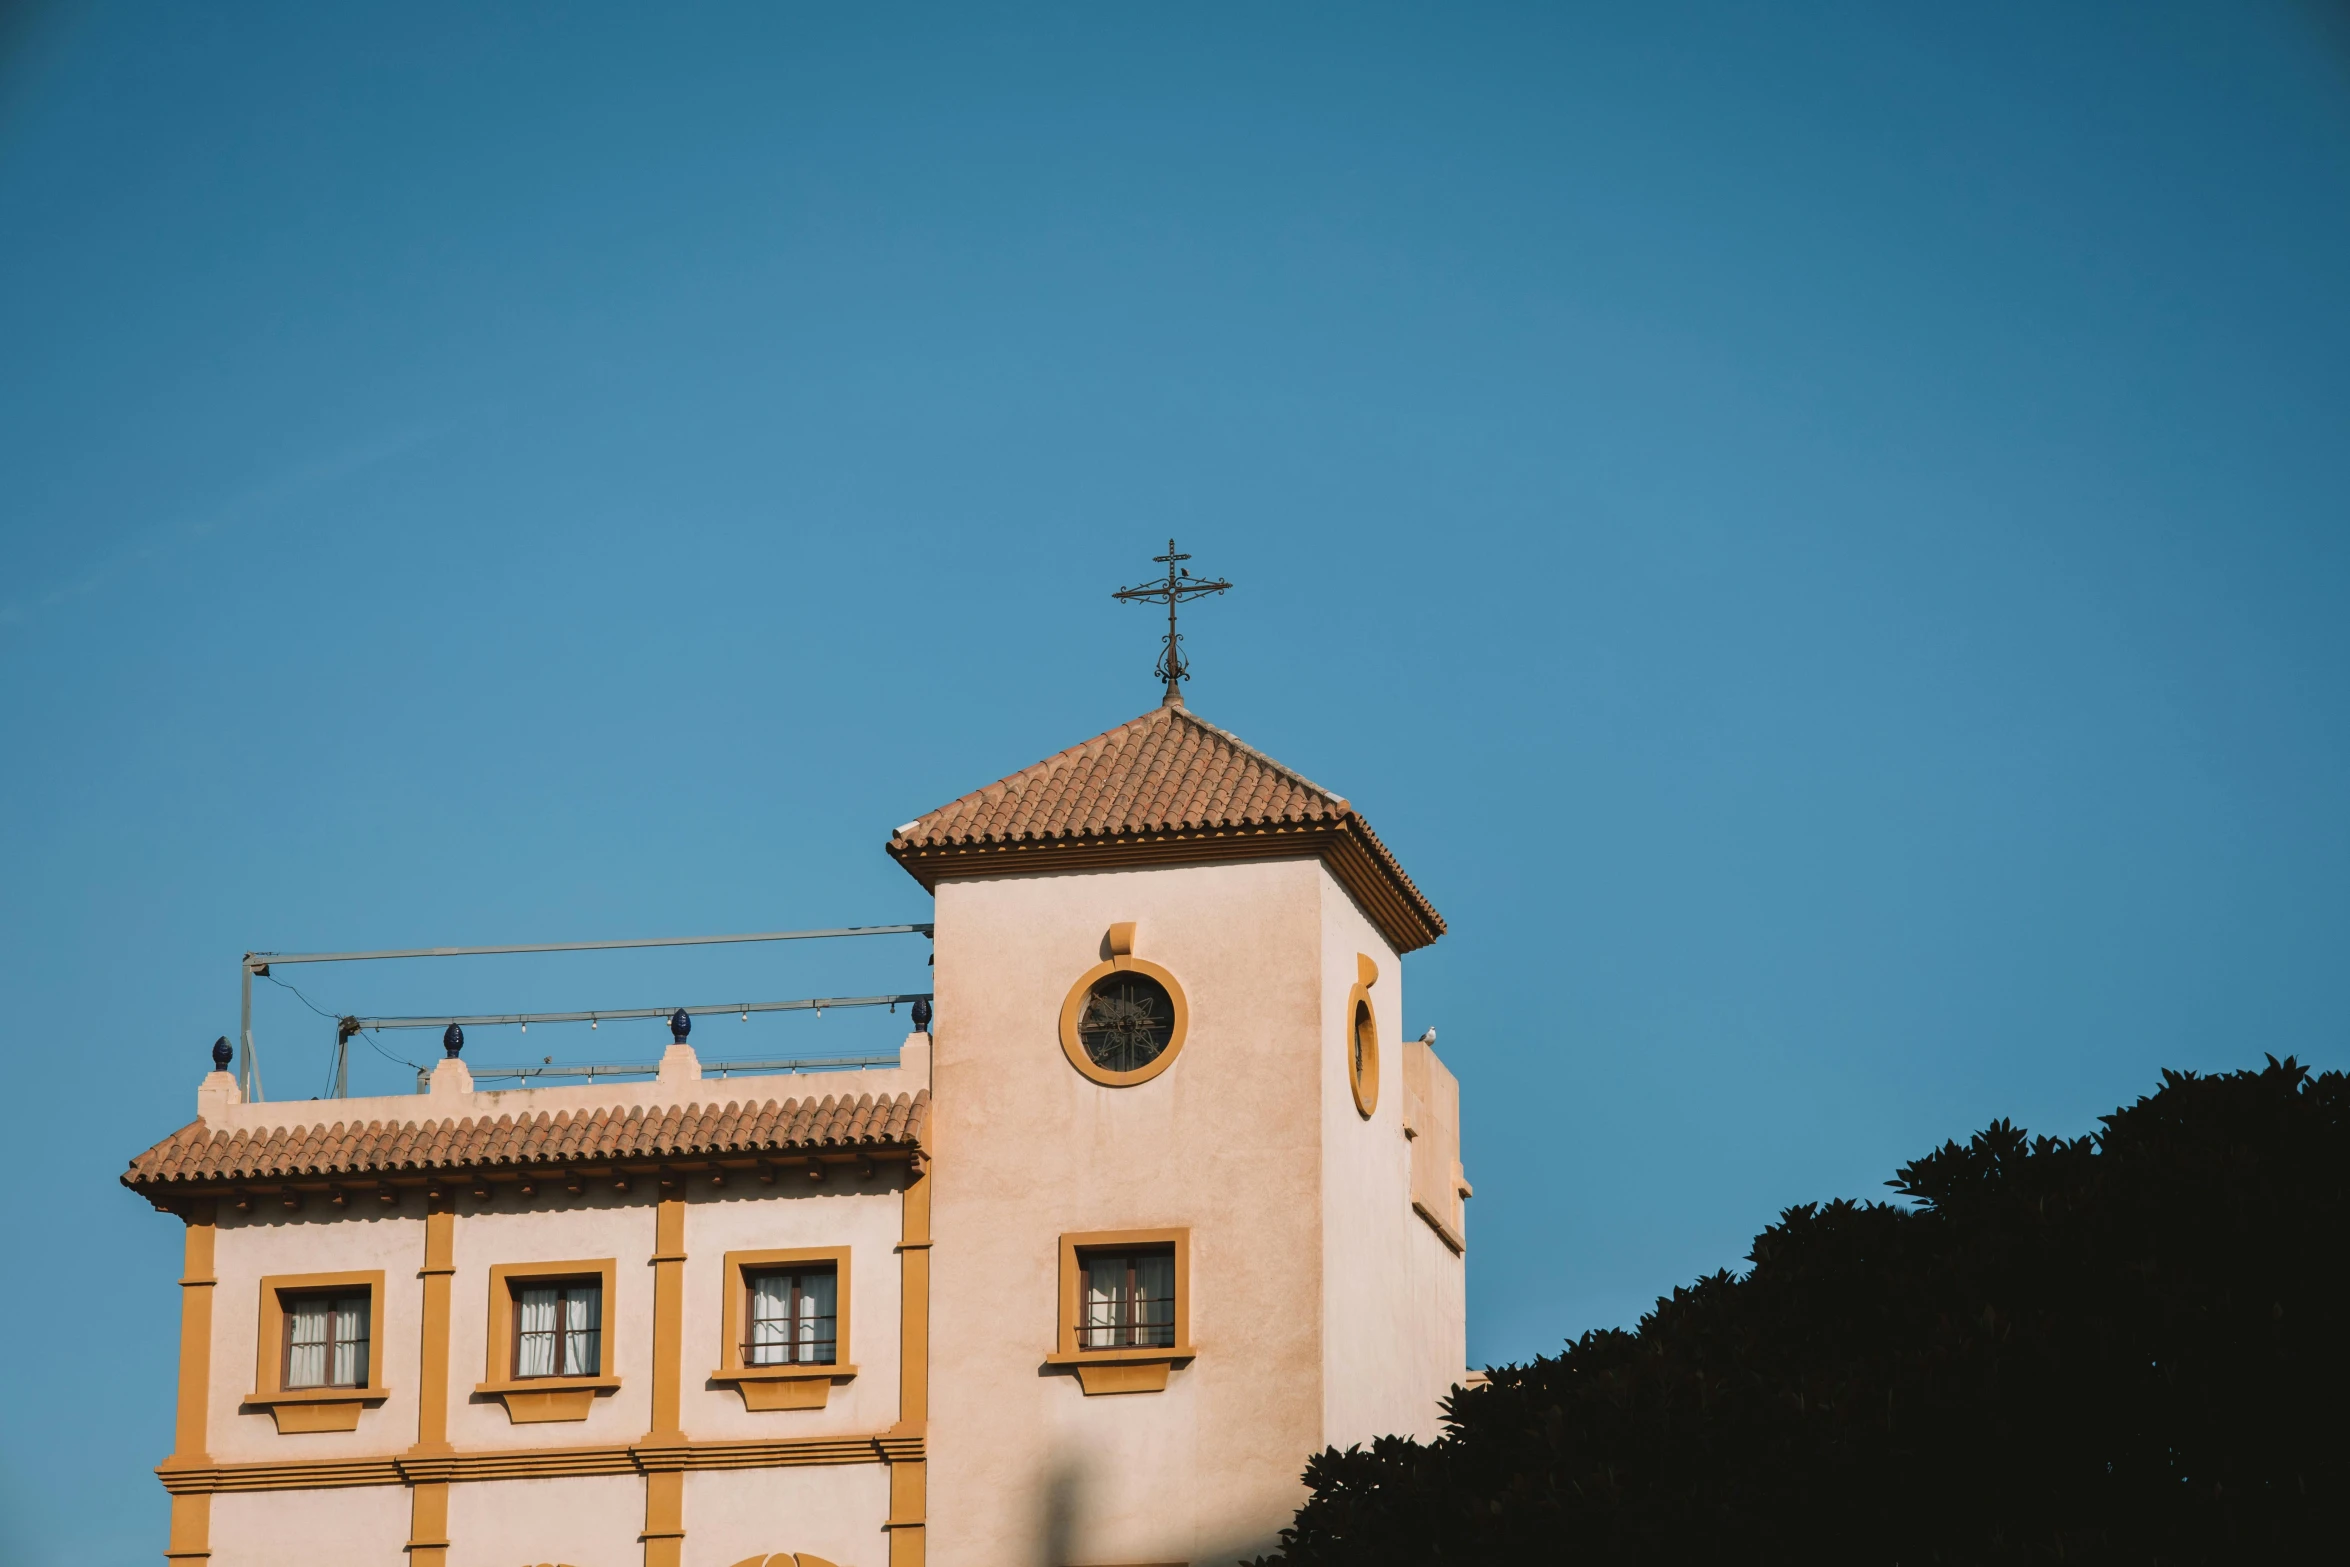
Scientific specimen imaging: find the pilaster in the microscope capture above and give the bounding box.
[888,1155,932,1567]
[161,1204,217,1563]
[642,1192,688,1567]
[406,1196,457,1564]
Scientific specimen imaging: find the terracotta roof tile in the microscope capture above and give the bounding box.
[122,1088,928,1200]
[887,702,1445,952]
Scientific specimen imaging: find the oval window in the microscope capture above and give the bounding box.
[1077,971,1178,1073]
[1348,992,1380,1118]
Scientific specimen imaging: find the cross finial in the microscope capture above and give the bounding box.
[1112,539,1233,705]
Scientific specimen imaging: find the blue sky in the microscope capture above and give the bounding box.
[4,3,2348,1559]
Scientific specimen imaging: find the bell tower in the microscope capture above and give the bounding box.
[888,697,1462,1567]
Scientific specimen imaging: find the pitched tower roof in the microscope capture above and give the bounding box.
[886,702,1445,952]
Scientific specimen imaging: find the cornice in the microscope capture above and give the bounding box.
[156,1432,922,1495]
[887,816,1444,953]
[127,1149,918,1215]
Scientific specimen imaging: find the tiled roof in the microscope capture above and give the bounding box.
[122,1089,927,1199]
[888,702,1445,951]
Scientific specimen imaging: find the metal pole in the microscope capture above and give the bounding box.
[348,992,932,1032]
[332,1033,349,1098]
[249,923,933,967]
[239,957,262,1102]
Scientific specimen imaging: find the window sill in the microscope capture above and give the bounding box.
[1043,1344,1196,1396]
[241,1385,391,1434]
[710,1362,858,1411]
[472,1375,622,1425]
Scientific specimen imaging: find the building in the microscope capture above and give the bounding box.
[124,696,1471,1567]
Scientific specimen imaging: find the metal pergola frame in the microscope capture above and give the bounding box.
[236,923,934,1101]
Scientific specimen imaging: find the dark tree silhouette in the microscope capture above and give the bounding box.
[1256,1058,2350,1565]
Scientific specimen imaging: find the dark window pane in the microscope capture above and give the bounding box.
[1078,973,1175,1072]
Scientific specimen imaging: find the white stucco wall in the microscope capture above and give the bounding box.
[678,1178,904,1440]
[924,858,1335,1567]
[686,1463,894,1567]
[1316,873,1463,1448]
[444,1472,647,1567]
[209,1481,411,1567]
[206,1204,427,1462]
[449,1194,658,1450]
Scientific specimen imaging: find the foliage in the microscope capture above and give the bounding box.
[1255,1058,2350,1565]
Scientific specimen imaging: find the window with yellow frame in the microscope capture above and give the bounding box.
[1043,1227,1193,1395]
[710,1246,857,1410]
[243,1269,389,1434]
[475,1257,620,1424]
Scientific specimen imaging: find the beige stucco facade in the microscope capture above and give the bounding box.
[127,703,1470,1567]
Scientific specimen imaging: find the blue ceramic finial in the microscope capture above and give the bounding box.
[211,1035,233,1071]
[911,997,933,1034]
[670,1008,691,1043]
[443,1023,464,1058]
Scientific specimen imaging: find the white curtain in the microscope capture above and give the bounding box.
[749,1272,791,1366]
[286,1297,329,1388]
[1135,1253,1175,1346]
[1081,1253,1175,1349]
[796,1270,836,1364]
[561,1285,601,1377]
[1083,1255,1123,1349]
[516,1286,558,1378]
[329,1297,366,1387]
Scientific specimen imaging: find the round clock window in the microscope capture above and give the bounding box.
[1059,956,1189,1087]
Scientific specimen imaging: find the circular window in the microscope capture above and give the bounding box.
[1059,957,1189,1087]
[1077,970,1176,1072]
[1347,986,1380,1118]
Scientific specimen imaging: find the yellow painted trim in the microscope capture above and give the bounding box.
[408,1194,456,1567]
[1058,956,1189,1088]
[1070,1361,1172,1395]
[164,1206,217,1561]
[413,1200,456,1453]
[888,1159,931,1567]
[642,1468,684,1566]
[711,1246,854,1409]
[645,1194,687,1567]
[1357,952,1379,989]
[407,1476,450,1559]
[1054,1228,1192,1395]
[170,1207,218,1464]
[164,1491,212,1562]
[1345,981,1380,1119]
[1105,921,1136,957]
[156,1431,924,1493]
[246,1269,390,1431]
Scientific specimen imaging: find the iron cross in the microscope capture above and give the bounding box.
[1112,539,1233,705]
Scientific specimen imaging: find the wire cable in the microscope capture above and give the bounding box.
[260,971,426,1081]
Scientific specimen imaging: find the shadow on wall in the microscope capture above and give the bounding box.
[1035,1452,1279,1567]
